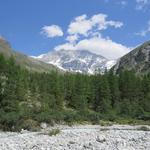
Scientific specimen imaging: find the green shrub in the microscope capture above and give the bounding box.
[16,119,40,132]
[63,110,77,123]
[138,114,150,121]
[137,126,150,131]
[85,111,100,124]
[0,111,21,131]
[48,128,61,136]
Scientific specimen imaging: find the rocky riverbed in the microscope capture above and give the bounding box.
[0,125,150,150]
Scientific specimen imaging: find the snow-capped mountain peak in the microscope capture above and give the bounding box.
[32,49,116,74]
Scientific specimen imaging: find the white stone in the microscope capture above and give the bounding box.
[40,123,47,129]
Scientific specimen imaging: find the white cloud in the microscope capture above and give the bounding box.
[55,43,76,51]
[136,20,150,36]
[41,25,63,38]
[55,37,130,60]
[136,0,150,10]
[120,1,127,6]
[67,14,91,36]
[105,0,127,6]
[67,13,123,36]
[114,1,128,7]
[66,35,79,43]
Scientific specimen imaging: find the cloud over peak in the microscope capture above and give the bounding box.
[41,13,130,60]
[55,37,131,60]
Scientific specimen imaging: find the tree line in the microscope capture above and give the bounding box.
[0,54,150,131]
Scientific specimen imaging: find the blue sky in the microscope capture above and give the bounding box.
[0,0,150,59]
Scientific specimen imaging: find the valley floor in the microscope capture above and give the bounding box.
[0,125,150,150]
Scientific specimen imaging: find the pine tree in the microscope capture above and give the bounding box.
[94,74,111,114]
[108,71,120,112]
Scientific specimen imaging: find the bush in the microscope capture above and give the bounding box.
[85,111,100,124]
[138,114,150,121]
[48,128,61,136]
[137,126,150,131]
[16,119,40,132]
[35,110,65,124]
[100,128,109,131]
[0,111,21,131]
[63,110,77,123]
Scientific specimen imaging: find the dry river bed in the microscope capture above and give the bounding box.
[0,125,150,150]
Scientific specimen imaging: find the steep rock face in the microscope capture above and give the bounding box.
[34,49,116,74]
[113,41,150,74]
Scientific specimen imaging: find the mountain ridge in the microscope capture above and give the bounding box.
[113,40,150,74]
[33,49,116,74]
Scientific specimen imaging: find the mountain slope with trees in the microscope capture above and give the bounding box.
[0,37,60,73]
[0,51,150,131]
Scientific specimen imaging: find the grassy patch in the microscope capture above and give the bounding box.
[99,120,113,126]
[114,118,150,125]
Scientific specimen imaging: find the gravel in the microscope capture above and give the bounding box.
[0,125,150,150]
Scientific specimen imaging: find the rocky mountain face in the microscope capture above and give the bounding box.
[113,40,150,74]
[33,49,116,74]
[0,38,60,73]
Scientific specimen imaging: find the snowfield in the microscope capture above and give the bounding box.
[0,125,150,150]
